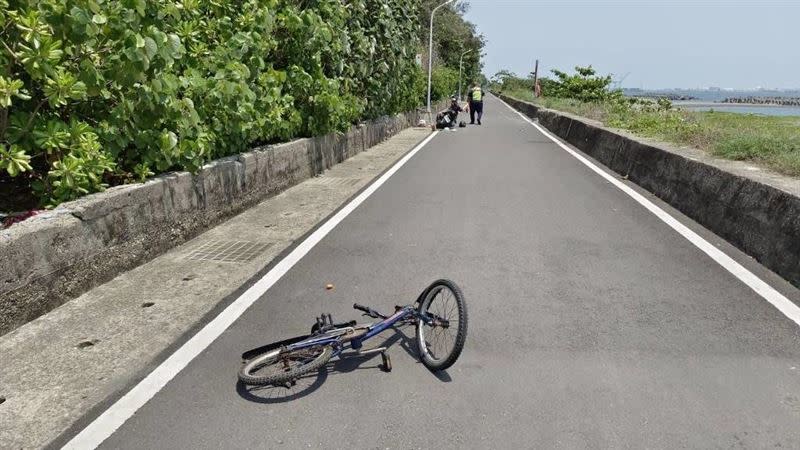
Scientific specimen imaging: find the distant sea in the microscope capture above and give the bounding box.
[623,88,800,117]
[672,102,800,117]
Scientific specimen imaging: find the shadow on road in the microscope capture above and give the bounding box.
[235,327,452,404]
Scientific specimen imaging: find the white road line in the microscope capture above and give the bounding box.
[497,95,800,328]
[62,131,439,450]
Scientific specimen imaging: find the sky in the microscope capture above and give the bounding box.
[462,0,800,90]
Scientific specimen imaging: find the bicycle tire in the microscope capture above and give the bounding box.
[238,345,333,386]
[416,279,468,371]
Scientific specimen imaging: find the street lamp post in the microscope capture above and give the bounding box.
[426,0,456,119]
[458,48,473,101]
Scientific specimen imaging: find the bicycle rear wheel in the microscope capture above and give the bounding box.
[238,345,333,386]
[416,279,468,371]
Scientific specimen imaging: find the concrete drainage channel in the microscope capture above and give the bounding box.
[497,93,800,290]
[184,240,273,263]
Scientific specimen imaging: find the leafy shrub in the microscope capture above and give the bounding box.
[430,66,459,102]
[548,65,623,103]
[489,70,529,93]
[489,70,559,101]
[0,0,423,207]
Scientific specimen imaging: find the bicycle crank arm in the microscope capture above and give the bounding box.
[357,347,387,356]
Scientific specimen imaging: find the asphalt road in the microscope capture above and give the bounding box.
[92,96,800,449]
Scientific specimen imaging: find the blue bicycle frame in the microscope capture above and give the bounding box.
[281,304,440,357]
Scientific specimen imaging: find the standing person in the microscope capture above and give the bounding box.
[469,83,484,125]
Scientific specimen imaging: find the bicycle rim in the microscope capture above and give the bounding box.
[416,280,467,370]
[239,345,332,386]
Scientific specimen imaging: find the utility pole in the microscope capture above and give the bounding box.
[458,49,473,101]
[427,0,456,121]
[533,59,539,97]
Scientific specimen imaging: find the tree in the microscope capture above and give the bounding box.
[547,66,622,102]
[418,1,485,95]
[490,70,531,93]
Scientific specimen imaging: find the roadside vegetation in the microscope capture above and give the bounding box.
[421,1,485,101]
[0,0,483,216]
[493,67,800,177]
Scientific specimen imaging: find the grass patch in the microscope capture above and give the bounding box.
[504,89,800,177]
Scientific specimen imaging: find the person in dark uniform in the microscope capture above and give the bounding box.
[435,96,464,130]
[468,83,484,125]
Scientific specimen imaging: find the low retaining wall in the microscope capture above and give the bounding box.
[498,93,800,288]
[0,109,432,335]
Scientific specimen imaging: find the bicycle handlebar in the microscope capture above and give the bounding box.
[353,303,386,319]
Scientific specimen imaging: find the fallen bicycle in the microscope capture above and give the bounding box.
[238,279,468,387]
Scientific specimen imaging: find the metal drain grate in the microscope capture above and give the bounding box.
[308,177,362,188]
[185,240,272,263]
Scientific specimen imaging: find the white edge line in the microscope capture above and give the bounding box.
[497,95,800,328]
[63,130,439,450]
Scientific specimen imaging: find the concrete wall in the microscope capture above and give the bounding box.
[499,93,800,288]
[0,109,433,336]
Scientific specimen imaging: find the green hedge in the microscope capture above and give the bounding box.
[430,66,458,102]
[0,0,423,206]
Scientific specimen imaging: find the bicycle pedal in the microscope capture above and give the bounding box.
[381,352,392,372]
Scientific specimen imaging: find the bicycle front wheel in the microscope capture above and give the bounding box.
[416,279,468,371]
[238,345,333,386]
